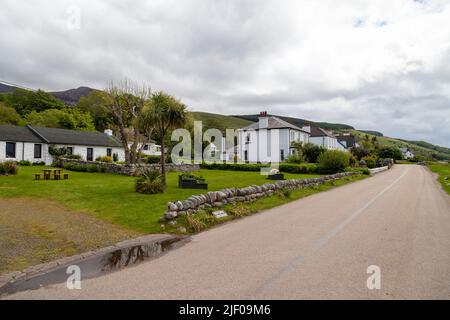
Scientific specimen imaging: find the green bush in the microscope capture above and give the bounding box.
[302,143,325,163]
[200,162,318,174]
[112,153,119,162]
[142,155,161,164]
[285,153,305,164]
[96,156,113,163]
[0,161,19,175]
[32,161,46,166]
[279,163,318,174]
[317,150,350,174]
[65,154,82,160]
[63,163,87,172]
[362,156,377,169]
[135,170,164,194]
[87,164,98,173]
[18,160,31,166]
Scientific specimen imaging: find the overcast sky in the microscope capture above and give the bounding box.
[1,0,449,146]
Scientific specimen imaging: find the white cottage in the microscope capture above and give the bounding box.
[308,126,346,151]
[0,125,125,165]
[237,112,310,163]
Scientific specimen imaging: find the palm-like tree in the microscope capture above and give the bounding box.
[141,91,187,190]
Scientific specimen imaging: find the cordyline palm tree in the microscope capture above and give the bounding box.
[141,91,187,191]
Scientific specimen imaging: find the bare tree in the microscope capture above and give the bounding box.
[106,79,153,164]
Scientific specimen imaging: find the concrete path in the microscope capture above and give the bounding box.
[4,165,450,299]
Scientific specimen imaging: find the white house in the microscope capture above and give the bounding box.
[400,147,414,159]
[0,125,125,165]
[309,126,346,151]
[237,112,310,163]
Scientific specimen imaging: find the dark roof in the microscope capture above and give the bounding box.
[0,125,43,143]
[240,116,308,132]
[310,127,335,138]
[0,125,122,147]
[336,134,356,148]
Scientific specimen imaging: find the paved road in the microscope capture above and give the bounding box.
[4,165,450,299]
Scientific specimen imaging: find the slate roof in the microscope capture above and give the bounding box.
[0,125,43,143]
[336,134,356,148]
[0,125,122,147]
[310,126,335,138]
[240,116,308,132]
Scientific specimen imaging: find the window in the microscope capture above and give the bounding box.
[5,142,16,158]
[246,133,251,143]
[34,144,42,159]
[87,148,93,161]
[107,148,112,157]
[143,144,149,151]
[244,150,248,162]
[67,147,73,155]
[280,149,285,161]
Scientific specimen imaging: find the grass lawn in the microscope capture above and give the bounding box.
[428,162,450,195]
[0,166,321,234]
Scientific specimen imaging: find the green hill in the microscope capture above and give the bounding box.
[191,112,252,132]
[233,114,354,131]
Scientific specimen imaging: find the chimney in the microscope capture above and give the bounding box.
[259,111,268,129]
[302,123,311,134]
[104,129,113,136]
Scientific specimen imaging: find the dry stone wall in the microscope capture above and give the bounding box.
[163,171,357,221]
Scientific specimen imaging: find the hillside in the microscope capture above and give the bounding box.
[349,130,450,161]
[50,86,94,106]
[191,112,252,132]
[233,114,354,131]
[0,82,19,94]
[198,111,449,161]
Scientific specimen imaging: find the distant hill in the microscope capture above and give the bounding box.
[359,130,384,137]
[191,112,253,132]
[50,86,95,106]
[233,114,354,131]
[0,83,18,94]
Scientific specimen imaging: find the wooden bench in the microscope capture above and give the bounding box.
[63,173,69,180]
[54,174,61,180]
[34,174,41,180]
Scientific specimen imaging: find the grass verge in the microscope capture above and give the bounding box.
[427,162,450,195]
[166,173,369,234]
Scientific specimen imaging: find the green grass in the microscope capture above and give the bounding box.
[428,162,450,195]
[0,166,321,233]
[191,111,253,133]
[170,174,368,233]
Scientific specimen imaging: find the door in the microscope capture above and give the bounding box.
[87,148,93,161]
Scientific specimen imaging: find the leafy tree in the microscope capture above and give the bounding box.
[351,145,371,160]
[377,146,403,160]
[75,90,114,131]
[0,102,22,125]
[24,108,95,131]
[3,89,65,116]
[302,143,324,163]
[141,91,188,190]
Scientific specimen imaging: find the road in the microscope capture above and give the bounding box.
[4,164,450,299]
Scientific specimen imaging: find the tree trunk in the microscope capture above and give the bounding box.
[160,137,166,191]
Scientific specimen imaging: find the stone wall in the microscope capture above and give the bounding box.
[60,158,199,176]
[163,171,357,220]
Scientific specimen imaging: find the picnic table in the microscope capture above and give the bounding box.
[37,169,68,181]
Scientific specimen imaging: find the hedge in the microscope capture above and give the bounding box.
[200,162,319,174]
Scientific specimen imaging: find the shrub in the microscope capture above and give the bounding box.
[362,156,377,169]
[302,143,325,163]
[65,154,82,160]
[18,160,31,166]
[112,153,119,162]
[87,164,98,173]
[276,188,291,199]
[32,161,46,166]
[317,150,350,174]
[135,170,164,194]
[285,153,305,164]
[96,156,113,163]
[0,161,19,175]
[377,146,403,161]
[144,155,161,164]
[63,163,87,172]
[184,214,206,233]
